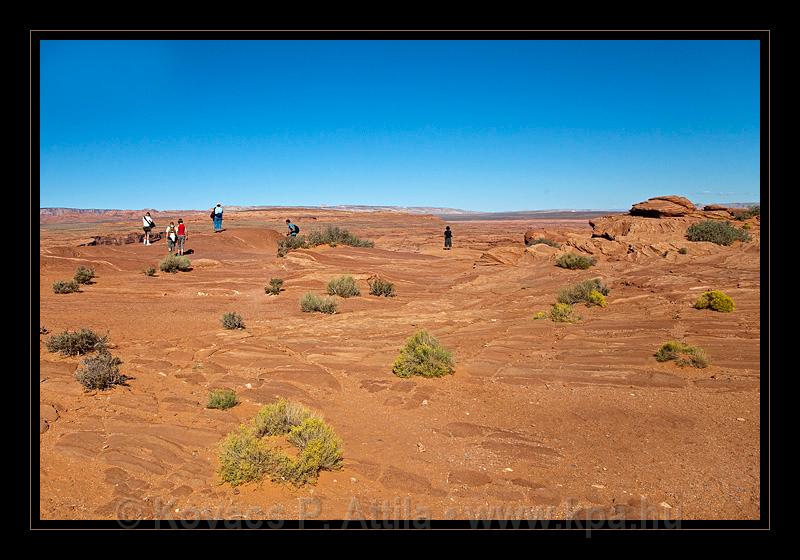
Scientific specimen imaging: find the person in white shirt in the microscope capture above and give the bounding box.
[142,212,155,246]
[212,203,224,232]
[165,222,178,253]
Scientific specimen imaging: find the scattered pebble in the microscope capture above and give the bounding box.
[157,372,166,377]
[465,412,470,416]
[503,468,513,472]
[592,484,606,489]
[175,508,180,513]
[417,442,426,452]
[736,417,746,422]
[660,502,672,509]
[350,477,357,483]
[421,399,428,406]
[245,383,252,389]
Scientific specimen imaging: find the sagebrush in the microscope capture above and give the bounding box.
[53,280,80,294]
[222,312,245,329]
[75,351,127,390]
[557,278,610,305]
[143,266,156,276]
[368,277,396,297]
[392,330,455,378]
[46,329,108,356]
[686,220,750,246]
[73,266,96,284]
[277,225,374,257]
[327,275,360,297]
[160,254,191,273]
[207,389,238,409]
[550,302,581,323]
[694,290,735,313]
[555,253,596,270]
[655,341,709,368]
[265,278,284,295]
[300,293,337,314]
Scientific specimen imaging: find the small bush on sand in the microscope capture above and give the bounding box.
[159,254,191,273]
[222,312,245,330]
[587,290,607,308]
[532,311,548,320]
[550,302,580,323]
[265,278,284,295]
[527,238,561,248]
[686,220,750,246]
[368,277,396,297]
[207,388,238,409]
[742,223,751,230]
[392,330,455,378]
[557,278,610,305]
[75,351,127,390]
[735,205,760,220]
[300,292,337,314]
[46,329,108,356]
[694,290,735,313]
[277,236,308,257]
[655,341,709,368]
[73,266,96,284]
[678,247,688,255]
[327,275,360,298]
[143,266,156,276]
[555,253,596,270]
[53,280,80,294]
[306,226,374,249]
[219,400,343,487]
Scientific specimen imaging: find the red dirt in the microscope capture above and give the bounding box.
[38,209,760,521]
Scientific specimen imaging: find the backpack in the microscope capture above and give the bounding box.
[292,224,300,234]
[210,210,216,219]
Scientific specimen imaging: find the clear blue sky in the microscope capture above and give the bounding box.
[40,40,760,211]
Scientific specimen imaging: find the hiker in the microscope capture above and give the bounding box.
[286,219,300,237]
[176,218,188,255]
[444,226,453,250]
[212,203,223,232]
[165,222,178,253]
[142,212,156,246]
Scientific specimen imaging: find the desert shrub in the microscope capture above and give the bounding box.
[655,341,709,368]
[265,278,284,295]
[587,290,607,307]
[306,225,374,249]
[550,302,580,323]
[53,280,80,294]
[300,292,337,314]
[686,220,750,246]
[73,266,96,284]
[678,247,688,255]
[555,253,596,270]
[527,238,561,248]
[277,235,308,257]
[368,277,396,297]
[159,254,191,273]
[392,330,455,378]
[742,223,751,230]
[253,398,318,437]
[735,205,760,220]
[143,266,156,276]
[222,312,245,330]
[220,400,343,487]
[46,329,108,356]
[327,275,360,297]
[74,351,127,390]
[694,290,735,313]
[557,278,610,305]
[207,388,238,409]
[532,311,548,320]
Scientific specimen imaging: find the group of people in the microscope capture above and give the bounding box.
[142,207,455,252]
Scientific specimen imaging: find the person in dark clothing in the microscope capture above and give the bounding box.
[286,219,299,237]
[444,226,452,250]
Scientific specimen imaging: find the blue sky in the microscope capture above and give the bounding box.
[40,40,760,211]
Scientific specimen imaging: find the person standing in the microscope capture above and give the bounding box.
[176,218,188,255]
[142,212,156,246]
[444,226,453,250]
[285,219,300,237]
[212,203,224,232]
[165,222,178,253]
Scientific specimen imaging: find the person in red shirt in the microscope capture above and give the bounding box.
[176,218,188,255]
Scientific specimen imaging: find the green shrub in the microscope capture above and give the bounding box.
[219,400,343,487]
[678,247,688,255]
[550,302,580,323]
[532,311,548,320]
[368,277,396,297]
[555,253,596,270]
[742,223,751,230]
[73,266,96,284]
[327,275,360,297]
[300,292,338,314]
[527,238,561,248]
[74,351,127,390]
[222,312,245,330]
[694,290,735,313]
[159,254,191,273]
[686,220,750,246]
[46,329,108,356]
[557,278,610,305]
[306,226,374,249]
[207,388,238,409]
[265,278,284,295]
[655,341,709,368]
[735,205,760,220]
[277,235,308,257]
[392,330,455,378]
[53,280,80,294]
[143,266,156,276]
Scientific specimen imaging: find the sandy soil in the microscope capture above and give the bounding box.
[38,209,760,521]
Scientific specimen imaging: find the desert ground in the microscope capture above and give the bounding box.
[38,204,760,521]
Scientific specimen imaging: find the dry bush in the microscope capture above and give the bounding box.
[392,330,455,378]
